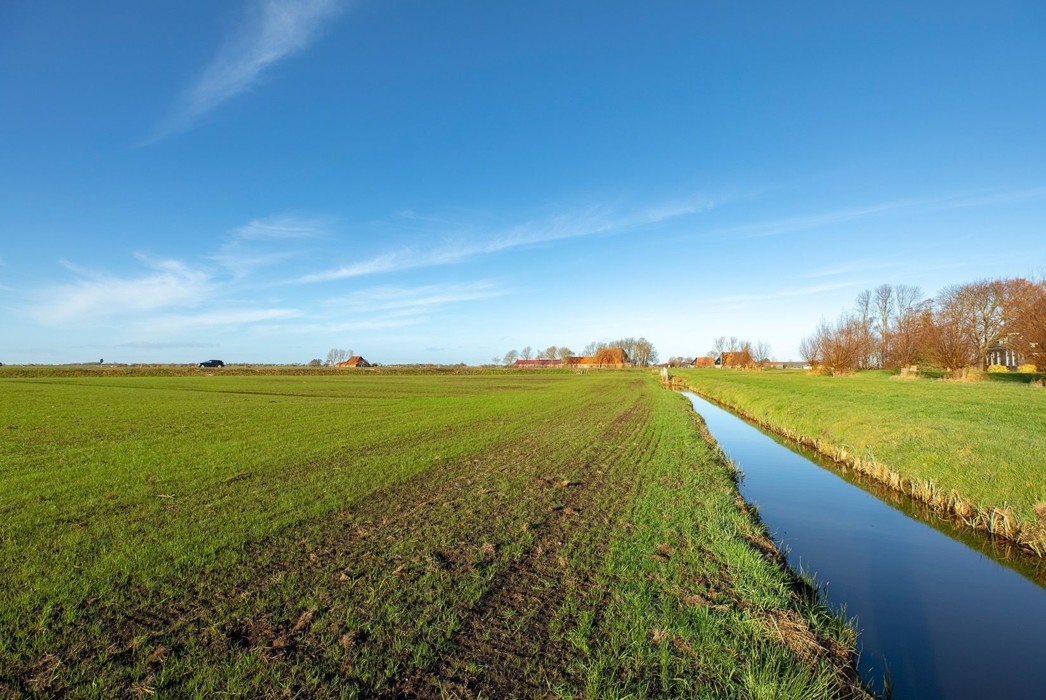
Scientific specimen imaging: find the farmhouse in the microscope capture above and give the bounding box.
[690,357,715,368]
[336,356,372,368]
[514,359,561,367]
[514,348,633,369]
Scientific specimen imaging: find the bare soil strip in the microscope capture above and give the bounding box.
[397,398,652,698]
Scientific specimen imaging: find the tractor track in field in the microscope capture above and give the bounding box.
[6,384,653,698]
[394,395,654,698]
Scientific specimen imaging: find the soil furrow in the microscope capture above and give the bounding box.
[396,395,654,698]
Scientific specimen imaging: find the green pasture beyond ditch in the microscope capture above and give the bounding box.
[0,370,868,698]
[677,368,1046,553]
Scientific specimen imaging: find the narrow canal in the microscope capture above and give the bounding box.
[682,392,1046,700]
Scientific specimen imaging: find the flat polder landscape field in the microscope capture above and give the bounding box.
[0,369,867,698]
[677,369,1046,553]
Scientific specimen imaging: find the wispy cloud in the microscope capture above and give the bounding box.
[293,195,715,284]
[31,256,212,324]
[713,186,1046,240]
[156,0,344,137]
[235,214,328,239]
[211,214,325,278]
[711,281,860,306]
[247,315,419,336]
[117,341,219,350]
[322,281,504,316]
[800,260,894,279]
[142,307,301,331]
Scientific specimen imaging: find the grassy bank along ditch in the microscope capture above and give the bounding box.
[676,369,1046,556]
[0,370,869,697]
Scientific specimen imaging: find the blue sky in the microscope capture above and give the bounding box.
[2,1,1045,365]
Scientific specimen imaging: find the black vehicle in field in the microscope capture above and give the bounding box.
[199,359,225,368]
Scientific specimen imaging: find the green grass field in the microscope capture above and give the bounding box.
[677,369,1046,553]
[0,370,867,698]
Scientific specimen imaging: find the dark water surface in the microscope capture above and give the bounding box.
[682,392,1046,700]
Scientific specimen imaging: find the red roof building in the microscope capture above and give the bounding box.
[513,359,561,367]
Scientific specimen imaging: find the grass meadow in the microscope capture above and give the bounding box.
[0,370,868,698]
[677,368,1046,553]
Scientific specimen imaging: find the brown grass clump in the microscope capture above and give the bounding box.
[648,628,669,647]
[1033,503,1046,526]
[939,369,983,383]
[892,366,920,380]
[756,610,825,664]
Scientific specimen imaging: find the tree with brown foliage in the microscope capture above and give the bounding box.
[801,315,870,374]
[593,347,625,367]
[920,284,979,375]
[1001,278,1046,370]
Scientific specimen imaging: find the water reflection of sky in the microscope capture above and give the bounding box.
[684,392,1046,700]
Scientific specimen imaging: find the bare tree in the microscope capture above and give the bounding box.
[799,334,820,367]
[631,337,657,367]
[583,341,603,356]
[543,345,558,361]
[967,280,1005,365]
[712,336,727,362]
[557,346,573,362]
[308,358,323,367]
[853,290,874,369]
[520,346,533,360]
[873,284,893,368]
[752,340,772,364]
[326,348,351,366]
[891,285,924,368]
[503,349,519,366]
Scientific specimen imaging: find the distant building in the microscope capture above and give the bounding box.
[336,356,372,368]
[985,342,1020,370]
[515,348,632,368]
[513,359,561,367]
[690,357,715,368]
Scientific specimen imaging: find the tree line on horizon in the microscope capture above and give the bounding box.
[801,278,1046,376]
[663,338,774,369]
[493,337,659,367]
